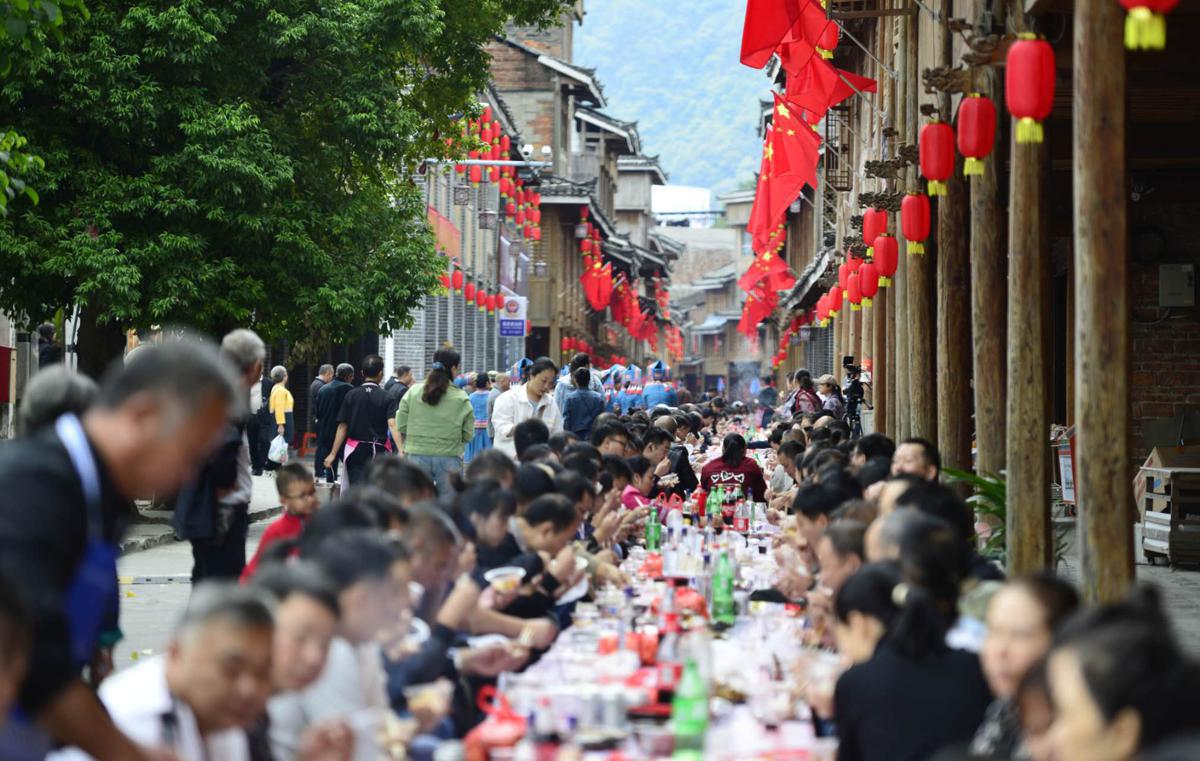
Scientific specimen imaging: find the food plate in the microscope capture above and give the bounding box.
[483,566,527,594]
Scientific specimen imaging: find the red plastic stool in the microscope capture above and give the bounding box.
[299,432,317,457]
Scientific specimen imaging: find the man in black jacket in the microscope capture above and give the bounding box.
[0,338,239,761]
[314,363,354,482]
[173,329,266,583]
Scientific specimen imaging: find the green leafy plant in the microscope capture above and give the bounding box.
[944,466,1070,569]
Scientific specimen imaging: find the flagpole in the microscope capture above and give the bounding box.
[833,21,898,81]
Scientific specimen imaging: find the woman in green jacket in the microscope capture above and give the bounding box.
[395,347,473,496]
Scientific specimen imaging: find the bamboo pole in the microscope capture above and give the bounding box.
[1075,0,1132,602]
[1005,129,1051,573]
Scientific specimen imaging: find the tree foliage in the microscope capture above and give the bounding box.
[0,0,570,345]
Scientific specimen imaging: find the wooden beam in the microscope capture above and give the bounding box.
[1006,129,1051,574]
[970,69,1007,477]
[1075,0,1133,602]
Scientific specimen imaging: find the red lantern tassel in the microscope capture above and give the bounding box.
[1015,117,1043,144]
[927,179,947,196]
[964,157,984,176]
[862,297,872,308]
[1126,7,1166,49]
[907,241,925,255]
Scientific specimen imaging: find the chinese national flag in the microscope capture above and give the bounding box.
[747,93,822,254]
[786,54,878,120]
[740,0,804,69]
[739,248,791,292]
[738,284,778,338]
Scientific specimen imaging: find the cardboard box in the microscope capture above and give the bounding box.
[1134,445,1200,520]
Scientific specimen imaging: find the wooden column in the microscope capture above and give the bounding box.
[873,288,888,434]
[1075,0,1132,602]
[862,297,873,368]
[937,155,972,475]
[1005,131,1051,573]
[893,10,913,440]
[970,74,1007,476]
[848,305,860,370]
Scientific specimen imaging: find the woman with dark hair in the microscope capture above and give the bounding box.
[972,574,1080,759]
[832,561,993,761]
[793,369,822,415]
[395,348,473,497]
[698,432,768,500]
[464,373,493,463]
[1045,587,1200,761]
[491,356,563,459]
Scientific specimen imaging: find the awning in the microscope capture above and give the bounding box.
[781,245,836,311]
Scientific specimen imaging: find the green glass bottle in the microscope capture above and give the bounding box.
[711,551,736,625]
[671,658,708,760]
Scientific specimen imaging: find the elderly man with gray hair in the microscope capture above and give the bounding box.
[50,583,276,761]
[0,337,241,761]
[174,329,267,585]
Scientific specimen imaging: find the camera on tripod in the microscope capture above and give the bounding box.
[841,356,869,435]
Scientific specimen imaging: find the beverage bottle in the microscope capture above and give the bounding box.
[733,498,750,533]
[711,551,736,625]
[644,510,657,551]
[656,609,682,702]
[663,527,677,576]
[651,513,662,551]
[699,552,713,609]
[671,657,709,760]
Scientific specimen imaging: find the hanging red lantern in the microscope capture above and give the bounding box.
[873,233,899,286]
[488,166,500,183]
[532,227,542,242]
[561,337,571,353]
[816,294,829,325]
[1005,34,1055,144]
[816,22,840,59]
[505,201,517,217]
[847,256,863,276]
[468,165,482,186]
[500,134,511,153]
[830,286,843,317]
[515,210,525,226]
[480,123,492,145]
[463,281,476,302]
[451,269,463,293]
[581,239,593,254]
[957,94,997,176]
[481,106,493,123]
[919,119,955,196]
[438,273,451,291]
[475,288,487,311]
[859,261,880,307]
[838,261,851,290]
[531,192,542,207]
[580,206,589,220]
[847,272,863,311]
[901,193,931,255]
[863,208,888,254]
[498,178,510,195]
[529,209,541,225]
[454,162,465,174]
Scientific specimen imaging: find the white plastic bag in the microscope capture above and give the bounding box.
[268,434,289,464]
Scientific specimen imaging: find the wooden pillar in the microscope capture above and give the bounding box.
[1005,131,1051,573]
[893,11,912,440]
[970,73,1007,476]
[937,155,972,475]
[862,297,873,369]
[848,305,860,371]
[1075,0,1132,602]
[873,288,888,434]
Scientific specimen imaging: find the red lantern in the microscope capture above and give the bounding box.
[476,288,487,311]
[957,94,997,176]
[480,123,492,145]
[863,208,888,254]
[499,178,510,195]
[580,206,589,220]
[838,261,851,290]
[561,337,571,354]
[1005,34,1055,144]
[859,261,879,307]
[581,239,593,254]
[505,201,517,217]
[901,192,931,255]
[515,210,525,226]
[454,162,465,174]
[468,165,482,186]
[488,166,500,183]
[830,286,844,317]
[451,269,463,293]
[463,281,476,302]
[816,294,829,325]
[873,233,898,287]
[847,272,862,311]
[500,134,511,153]
[481,106,493,123]
[919,120,955,196]
[532,227,542,242]
[817,22,840,58]
[438,273,451,291]
[529,209,541,225]
[847,256,863,275]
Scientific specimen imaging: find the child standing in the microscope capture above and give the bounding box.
[241,462,321,582]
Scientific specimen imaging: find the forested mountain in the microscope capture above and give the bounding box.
[574,0,769,197]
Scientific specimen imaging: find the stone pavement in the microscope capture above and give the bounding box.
[1057,522,1200,657]
[120,473,283,555]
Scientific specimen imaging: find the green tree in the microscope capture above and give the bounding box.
[0,0,569,367]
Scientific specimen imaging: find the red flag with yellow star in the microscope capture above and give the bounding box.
[738,283,778,338]
[740,0,805,69]
[786,54,878,121]
[739,247,791,292]
[747,93,822,254]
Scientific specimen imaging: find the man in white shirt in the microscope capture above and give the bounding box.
[50,583,274,761]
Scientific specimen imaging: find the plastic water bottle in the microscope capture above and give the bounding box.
[671,658,708,760]
[711,551,736,625]
[645,512,661,551]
